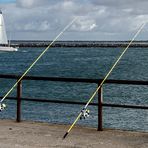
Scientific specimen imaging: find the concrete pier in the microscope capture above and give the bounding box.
[0,120,147,148]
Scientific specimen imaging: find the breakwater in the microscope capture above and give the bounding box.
[11,40,148,47]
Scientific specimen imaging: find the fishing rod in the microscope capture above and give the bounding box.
[63,22,146,139]
[0,17,77,111]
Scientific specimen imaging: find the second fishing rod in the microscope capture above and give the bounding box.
[63,22,146,139]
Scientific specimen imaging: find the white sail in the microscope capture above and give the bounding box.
[0,10,18,51]
[0,10,8,44]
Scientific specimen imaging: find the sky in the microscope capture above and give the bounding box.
[0,0,148,40]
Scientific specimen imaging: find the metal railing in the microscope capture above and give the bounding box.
[0,74,148,131]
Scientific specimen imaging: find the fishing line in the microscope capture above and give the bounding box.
[0,17,77,106]
[63,22,146,139]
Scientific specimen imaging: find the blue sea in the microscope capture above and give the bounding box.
[0,46,148,132]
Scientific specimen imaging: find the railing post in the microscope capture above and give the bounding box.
[98,84,103,131]
[16,80,22,122]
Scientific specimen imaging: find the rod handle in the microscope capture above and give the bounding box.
[63,132,68,139]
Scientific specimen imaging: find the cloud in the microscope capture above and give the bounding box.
[72,17,97,31]
[16,0,50,8]
[21,20,50,32]
[0,0,148,40]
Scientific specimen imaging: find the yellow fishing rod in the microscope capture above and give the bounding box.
[63,22,146,139]
[0,17,77,111]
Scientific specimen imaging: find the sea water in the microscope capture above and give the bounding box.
[0,47,148,132]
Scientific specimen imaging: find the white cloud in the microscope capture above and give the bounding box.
[16,0,34,8]
[22,21,50,32]
[16,0,50,8]
[72,17,97,31]
[0,0,148,40]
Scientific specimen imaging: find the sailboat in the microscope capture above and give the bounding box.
[0,10,18,51]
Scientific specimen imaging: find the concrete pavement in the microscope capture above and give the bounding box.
[0,120,147,148]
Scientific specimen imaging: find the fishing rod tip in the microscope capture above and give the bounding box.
[63,132,68,140]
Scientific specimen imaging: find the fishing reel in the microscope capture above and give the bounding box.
[80,108,90,120]
[0,103,6,111]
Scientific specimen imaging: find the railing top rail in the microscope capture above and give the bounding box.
[0,74,148,85]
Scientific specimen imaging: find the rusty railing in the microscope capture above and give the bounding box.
[0,74,148,131]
